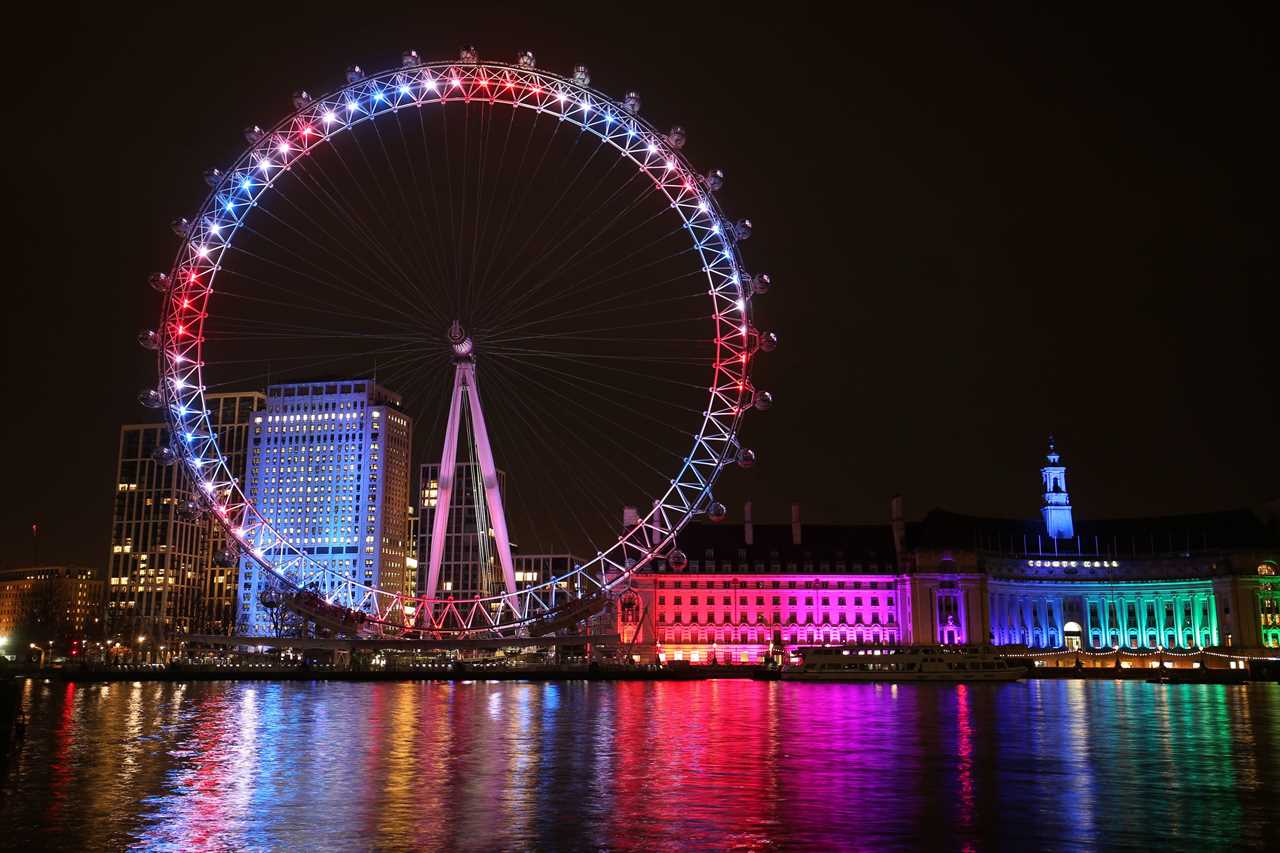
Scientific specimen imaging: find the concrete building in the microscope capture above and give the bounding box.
[201,392,266,634]
[417,462,507,601]
[616,439,1280,663]
[513,554,587,593]
[0,566,103,644]
[616,512,907,664]
[924,507,1280,652]
[107,392,263,644]
[238,380,411,634]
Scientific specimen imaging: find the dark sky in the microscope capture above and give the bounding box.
[6,2,1278,569]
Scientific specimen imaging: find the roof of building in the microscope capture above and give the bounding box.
[0,565,100,582]
[669,521,899,570]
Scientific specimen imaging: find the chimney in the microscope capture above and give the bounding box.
[744,501,754,545]
[791,503,802,545]
[622,506,639,530]
[890,495,905,565]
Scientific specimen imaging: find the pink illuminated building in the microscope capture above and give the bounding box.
[616,441,1280,662]
[618,504,921,664]
[617,500,996,664]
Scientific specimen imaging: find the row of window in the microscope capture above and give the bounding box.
[659,595,893,607]
[658,612,896,626]
[656,579,897,590]
[662,628,901,645]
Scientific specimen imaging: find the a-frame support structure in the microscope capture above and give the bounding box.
[424,323,520,612]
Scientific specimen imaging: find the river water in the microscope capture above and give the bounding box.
[1,678,1277,851]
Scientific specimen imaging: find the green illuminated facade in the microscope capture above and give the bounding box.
[899,440,1280,651]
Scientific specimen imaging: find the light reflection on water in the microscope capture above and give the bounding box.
[2,679,1277,851]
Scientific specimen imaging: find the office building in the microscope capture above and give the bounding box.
[106,391,263,643]
[238,380,411,634]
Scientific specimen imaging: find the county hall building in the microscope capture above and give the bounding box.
[617,440,1280,664]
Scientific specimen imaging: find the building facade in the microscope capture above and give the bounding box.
[107,392,263,644]
[201,392,266,634]
[417,462,507,600]
[0,566,102,643]
[616,511,911,664]
[616,441,1280,661]
[238,380,412,634]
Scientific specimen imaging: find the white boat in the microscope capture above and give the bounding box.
[781,644,1025,682]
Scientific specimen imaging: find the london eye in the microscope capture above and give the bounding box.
[142,47,776,636]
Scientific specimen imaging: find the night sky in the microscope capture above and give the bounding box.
[6,3,1277,569]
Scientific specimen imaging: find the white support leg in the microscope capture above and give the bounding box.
[424,364,466,599]
[462,363,521,613]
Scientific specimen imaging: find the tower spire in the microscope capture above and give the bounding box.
[1040,434,1074,540]
[424,324,519,613]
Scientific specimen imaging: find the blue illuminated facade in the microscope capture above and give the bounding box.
[620,437,1280,661]
[237,380,412,635]
[904,439,1280,652]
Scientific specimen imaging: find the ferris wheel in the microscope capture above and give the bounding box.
[142,47,777,636]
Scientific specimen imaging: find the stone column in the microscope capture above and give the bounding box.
[1154,594,1166,647]
[1187,591,1198,645]
[1177,595,1189,648]
[1137,595,1149,649]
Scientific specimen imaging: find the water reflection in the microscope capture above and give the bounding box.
[2,679,1278,850]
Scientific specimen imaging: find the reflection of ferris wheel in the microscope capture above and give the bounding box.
[142,47,776,636]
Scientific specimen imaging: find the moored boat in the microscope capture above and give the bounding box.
[782,644,1026,682]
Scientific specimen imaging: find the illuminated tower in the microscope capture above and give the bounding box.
[238,380,412,634]
[422,323,519,609]
[1040,435,1074,540]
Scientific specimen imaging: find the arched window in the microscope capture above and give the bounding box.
[619,591,640,625]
